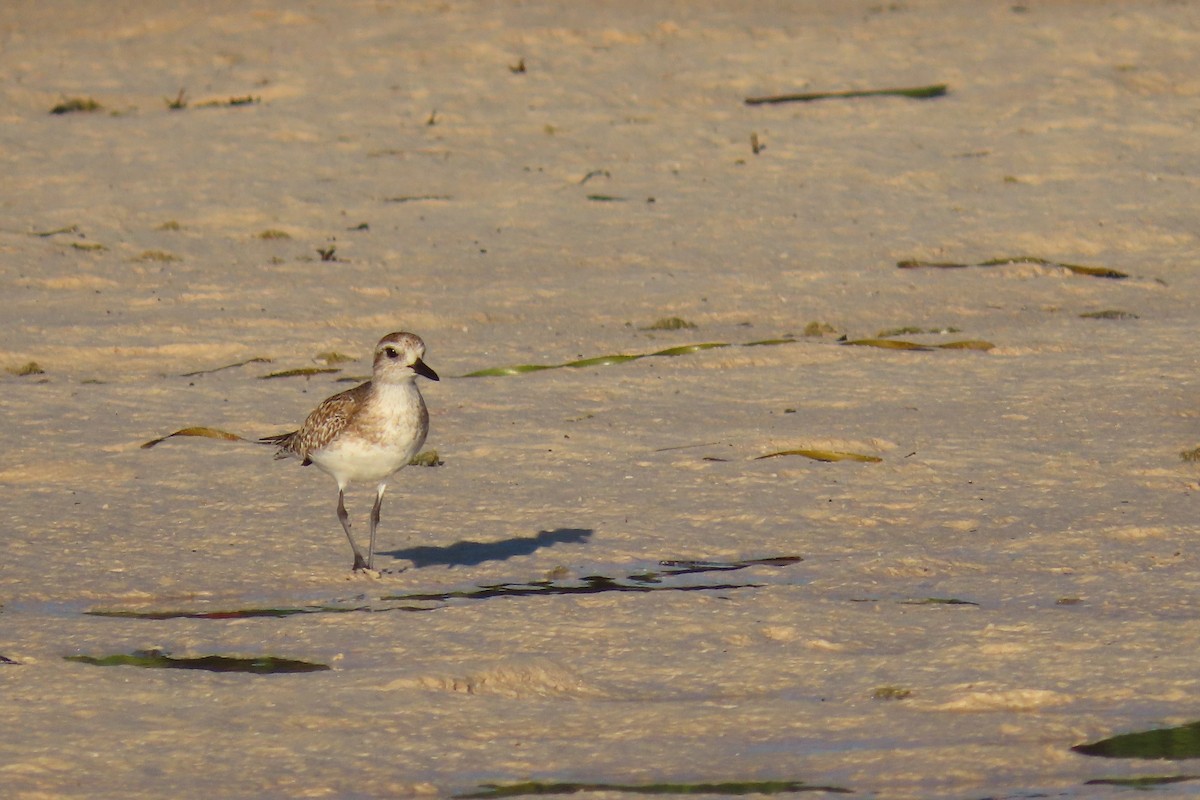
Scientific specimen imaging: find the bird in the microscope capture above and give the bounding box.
[260,331,439,570]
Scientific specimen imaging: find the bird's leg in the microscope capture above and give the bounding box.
[367,483,387,571]
[338,489,368,571]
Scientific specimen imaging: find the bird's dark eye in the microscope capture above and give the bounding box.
[384,347,399,359]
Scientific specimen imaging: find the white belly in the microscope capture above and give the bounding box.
[310,436,419,486]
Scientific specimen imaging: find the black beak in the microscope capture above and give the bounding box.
[414,358,439,381]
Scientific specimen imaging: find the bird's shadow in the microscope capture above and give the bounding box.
[382,527,593,569]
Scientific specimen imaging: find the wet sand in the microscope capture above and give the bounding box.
[2,1,1200,797]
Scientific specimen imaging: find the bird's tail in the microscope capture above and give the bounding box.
[258,431,300,460]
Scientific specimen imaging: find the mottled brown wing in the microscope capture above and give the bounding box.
[291,382,372,456]
[260,382,371,462]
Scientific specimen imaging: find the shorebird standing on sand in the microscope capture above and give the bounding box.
[261,332,439,571]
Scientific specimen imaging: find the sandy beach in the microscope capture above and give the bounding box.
[2,1,1200,797]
